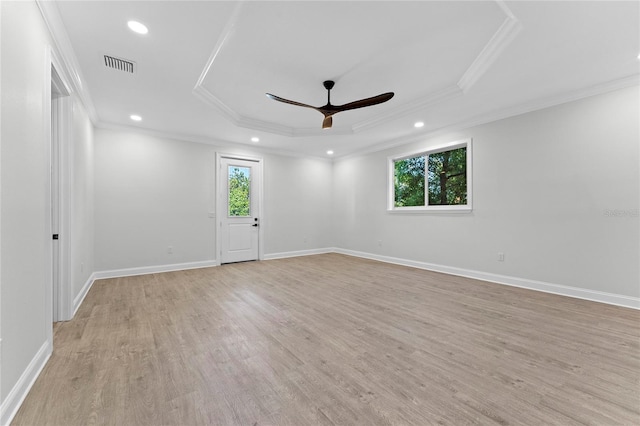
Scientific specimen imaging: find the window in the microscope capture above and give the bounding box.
[228,165,251,216]
[389,139,472,212]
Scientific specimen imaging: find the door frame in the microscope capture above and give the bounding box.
[215,153,264,265]
[47,46,73,324]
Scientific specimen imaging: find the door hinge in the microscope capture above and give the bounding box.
[52,234,59,240]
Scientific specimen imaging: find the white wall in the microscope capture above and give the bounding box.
[1,0,53,417]
[94,87,638,301]
[70,98,95,300]
[0,2,96,421]
[333,86,639,299]
[263,155,333,255]
[94,129,215,270]
[94,128,334,272]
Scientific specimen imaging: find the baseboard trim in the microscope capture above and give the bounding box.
[86,250,639,310]
[94,260,218,280]
[333,248,640,310]
[72,273,97,317]
[0,339,52,426]
[264,248,334,261]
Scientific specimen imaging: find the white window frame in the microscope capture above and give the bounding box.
[387,138,472,213]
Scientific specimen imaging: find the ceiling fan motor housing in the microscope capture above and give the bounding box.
[323,80,335,91]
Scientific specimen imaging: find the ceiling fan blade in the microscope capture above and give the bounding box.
[335,92,394,112]
[267,82,394,130]
[265,93,318,110]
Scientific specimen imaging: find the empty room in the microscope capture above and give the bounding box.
[1,1,639,425]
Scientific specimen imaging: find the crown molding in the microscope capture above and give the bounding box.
[453,74,640,131]
[291,125,353,137]
[236,116,295,137]
[352,85,464,133]
[93,120,331,160]
[42,0,517,142]
[337,130,439,161]
[457,6,522,93]
[36,0,99,123]
[354,1,522,132]
[193,0,522,138]
[193,1,244,90]
[43,0,635,162]
[336,75,640,160]
[194,85,357,138]
[97,74,638,162]
[192,85,240,123]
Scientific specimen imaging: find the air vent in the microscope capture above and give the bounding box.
[104,55,136,73]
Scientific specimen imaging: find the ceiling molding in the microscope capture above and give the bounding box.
[194,85,355,137]
[36,0,99,123]
[193,1,244,91]
[193,0,522,138]
[454,73,640,130]
[236,116,294,137]
[94,120,332,160]
[191,1,244,125]
[337,75,640,161]
[190,2,307,140]
[96,75,638,162]
[352,85,464,133]
[292,126,353,137]
[192,85,240,123]
[344,1,524,134]
[457,4,523,93]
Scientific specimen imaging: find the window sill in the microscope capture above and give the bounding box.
[387,205,472,214]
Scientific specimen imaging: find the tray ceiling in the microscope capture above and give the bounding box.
[48,1,640,158]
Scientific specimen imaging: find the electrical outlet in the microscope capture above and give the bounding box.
[498,252,505,262]
[168,246,173,254]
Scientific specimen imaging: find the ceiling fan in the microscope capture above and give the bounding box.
[266,80,394,129]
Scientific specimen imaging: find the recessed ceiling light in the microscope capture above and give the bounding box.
[414,121,424,128]
[637,53,640,60]
[130,114,142,121]
[127,21,148,35]
[251,137,260,143]
[326,150,334,155]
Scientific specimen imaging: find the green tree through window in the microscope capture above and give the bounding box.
[392,144,468,208]
[428,147,467,205]
[394,156,425,207]
[228,166,250,216]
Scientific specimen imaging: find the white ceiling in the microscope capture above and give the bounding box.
[47,1,639,158]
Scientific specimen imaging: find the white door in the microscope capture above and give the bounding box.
[51,97,60,322]
[219,157,261,264]
[51,66,68,322]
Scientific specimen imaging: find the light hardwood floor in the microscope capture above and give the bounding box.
[12,254,640,425]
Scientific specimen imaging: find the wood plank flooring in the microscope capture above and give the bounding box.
[12,254,640,425]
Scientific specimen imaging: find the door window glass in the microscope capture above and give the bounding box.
[228,166,251,216]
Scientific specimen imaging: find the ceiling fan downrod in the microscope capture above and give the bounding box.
[323,80,335,106]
